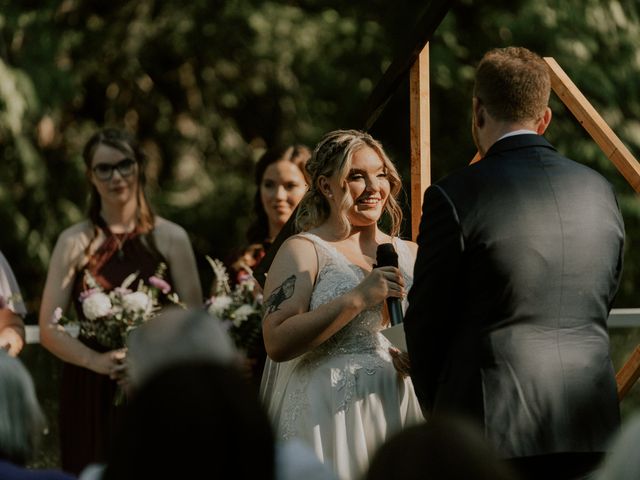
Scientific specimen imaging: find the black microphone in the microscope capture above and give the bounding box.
[375,243,403,326]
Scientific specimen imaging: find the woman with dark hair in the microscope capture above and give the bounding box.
[232,145,310,282]
[227,145,309,386]
[260,130,422,480]
[38,128,202,474]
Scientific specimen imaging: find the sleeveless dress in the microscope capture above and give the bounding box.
[261,233,424,480]
[59,226,172,475]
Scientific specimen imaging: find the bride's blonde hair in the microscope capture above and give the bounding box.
[295,129,403,238]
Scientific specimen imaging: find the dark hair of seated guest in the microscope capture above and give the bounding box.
[0,350,45,466]
[365,415,521,480]
[102,361,275,480]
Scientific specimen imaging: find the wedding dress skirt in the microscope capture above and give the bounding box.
[261,233,423,480]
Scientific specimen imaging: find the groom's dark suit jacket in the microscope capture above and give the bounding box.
[404,134,624,458]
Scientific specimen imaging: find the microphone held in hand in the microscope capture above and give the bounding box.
[375,243,403,326]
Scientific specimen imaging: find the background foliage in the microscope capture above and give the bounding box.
[2,0,639,309]
[2,1,640,460]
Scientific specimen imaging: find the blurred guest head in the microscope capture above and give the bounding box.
[103,361,275,480]
[593,413,640,480]
[248,145,311,244]
[126,306,238,389]
[365,415,520,480]
[296,129,403,238]
[0,350,46,465]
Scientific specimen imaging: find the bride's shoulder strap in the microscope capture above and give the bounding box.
[393,237,416,271]
[294,232,332,271]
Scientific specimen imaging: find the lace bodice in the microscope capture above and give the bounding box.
[298,232,414,359]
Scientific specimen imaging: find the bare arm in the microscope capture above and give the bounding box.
[38,228,125,376]
[0,309,25,356]
[156,219,202,307]
[263,236,405,362]
[0,251,26,356]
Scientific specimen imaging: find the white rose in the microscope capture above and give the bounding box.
[232,304,258,327]
[122,291,152,314]
[82,292,112,320]
[208,296,233,316]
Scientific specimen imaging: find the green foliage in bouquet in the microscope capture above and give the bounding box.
[206,256,264,356]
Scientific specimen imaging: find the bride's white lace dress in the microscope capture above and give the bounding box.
[261,233,424,480]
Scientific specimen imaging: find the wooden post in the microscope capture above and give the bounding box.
[544,57,640,193]
[409,44,431,241]
[617,346,640,400]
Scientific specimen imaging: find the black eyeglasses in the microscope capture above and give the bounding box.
[92,158,137,181]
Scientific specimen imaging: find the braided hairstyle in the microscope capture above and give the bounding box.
[295,129,403,238]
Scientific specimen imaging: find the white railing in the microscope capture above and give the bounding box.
[609,308,640,328]
[23,309,640,345]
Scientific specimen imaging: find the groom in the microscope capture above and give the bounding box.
[404,46,624,480]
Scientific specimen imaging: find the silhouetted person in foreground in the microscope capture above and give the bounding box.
[593,413,640,480]
[365,415,520,480]
[102,361,275,480]
[0,350,75,479]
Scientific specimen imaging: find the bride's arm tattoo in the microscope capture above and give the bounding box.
[265,275,296,314]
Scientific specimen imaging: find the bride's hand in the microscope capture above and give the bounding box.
[389,347,411,378]
[354,266,405,309]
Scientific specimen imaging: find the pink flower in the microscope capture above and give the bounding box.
[237,271,252,284]
[51,307,63,324]
[79,288,99,302]
[149,276,171,294]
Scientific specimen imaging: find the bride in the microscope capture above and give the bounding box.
[261,129,423,480]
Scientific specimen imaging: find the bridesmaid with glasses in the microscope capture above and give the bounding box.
[38,128,202,475]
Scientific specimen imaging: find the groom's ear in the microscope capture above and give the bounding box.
[473,97,485,128]
[535,107,552,134]
[477,111,485,128]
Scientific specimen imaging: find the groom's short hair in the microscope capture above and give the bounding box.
[473,46,551,123]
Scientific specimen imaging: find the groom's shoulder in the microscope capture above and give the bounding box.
[432,160,487,196]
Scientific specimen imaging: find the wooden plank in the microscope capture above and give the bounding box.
[617,345,640,400]
[362,0,451,131]
[409,44,431,241]
[544,57,640,192]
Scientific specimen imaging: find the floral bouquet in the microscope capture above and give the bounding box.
[59,263,181,350]
[206,256,264,357]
